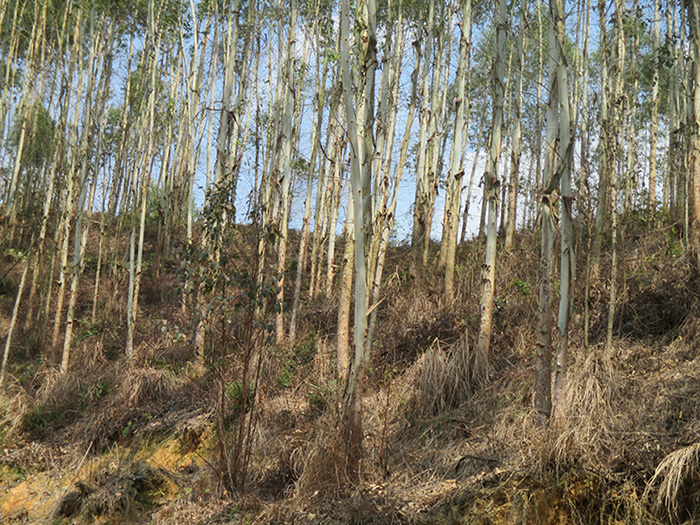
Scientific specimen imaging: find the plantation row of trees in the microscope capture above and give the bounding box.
[2,0,700,486]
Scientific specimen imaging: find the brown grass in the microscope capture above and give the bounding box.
[73,364,182,447]
[0,378,31,440]
[645,442,700,522]
[405,335,474,418]
[52,458,166,521]
[549,351,620,470]
[4,215,700,523]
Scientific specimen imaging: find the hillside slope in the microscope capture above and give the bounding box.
[1,217,699,524]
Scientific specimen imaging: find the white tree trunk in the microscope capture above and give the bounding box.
[474,0,508,383]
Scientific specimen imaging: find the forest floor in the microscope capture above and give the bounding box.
[1,215,700,524]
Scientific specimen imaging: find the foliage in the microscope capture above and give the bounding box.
[511,278,531,296]
[666,226,683,257]
[23,404,64,432]
[276,331,319,388]
[180,176,279,493]
[226,380,255,414]
[9,100,55,170]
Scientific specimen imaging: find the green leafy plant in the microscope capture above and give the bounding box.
[78,318,102,339]
[23,405,63,431]
[511,279,532,296]
[179,176,280,493]
[666,226,683,257]
[277,332,319,388]
[226,381,255,414]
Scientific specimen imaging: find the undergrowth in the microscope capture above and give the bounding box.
[0,216,699,523]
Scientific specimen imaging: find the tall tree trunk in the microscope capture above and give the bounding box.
[622,0,639,215]
[368,12,415,349]
[50,23,84,355]
[423,15,451,269]
[61,11,109,373]
[504,0,528,251]
[337,197,354,381]
[686,0,700,267]
[535,0,574,419]
[273,0,298,344]
[126,0,159,362]
[551,0,574,417]
[339,0,376,480]
[474,0,508,383]
[410,0,435,279]
[535,0,562,421]
[535,199,554,421]
[648,0,660,212]
[289,7,327,343]
[603,0,626,357]
[590,0,611,281]
[443,0,472,297]
[532,0,545,222]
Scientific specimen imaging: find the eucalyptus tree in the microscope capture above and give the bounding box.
[534,68,558,422]
[578,0,592,349]
[50,5,90,355]
[339,0,377,479]
[664,1,687,219]
[442,0,472,297]
[288,0,333,343]
[409,0,436,277]
[531,0,546,230]
[503,0,527,252]
[182,1,230,366]
[663,3,679,213]
[535,0,573,421]
[686,0,700,267]
[648,0,660,211]
[590,0,612,281]
[474,0,507,382]
[622,2,640,214]
[218,4,242,191]
[179,1,212,244]
[126,0,166,361]
[367,6,418,348]
[61,9,116,373]
[550,0,574,416]
[603,0,626,358]
[422,10,452,266]
[272,0,299,345]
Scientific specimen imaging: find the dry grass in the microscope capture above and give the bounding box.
[73,364,182,447]
[4,217,700,523]
[0,378,31,440]
[52,458,166,521]
[549,351,620,470]
[645,442,700,522]
[405,335,474,419]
